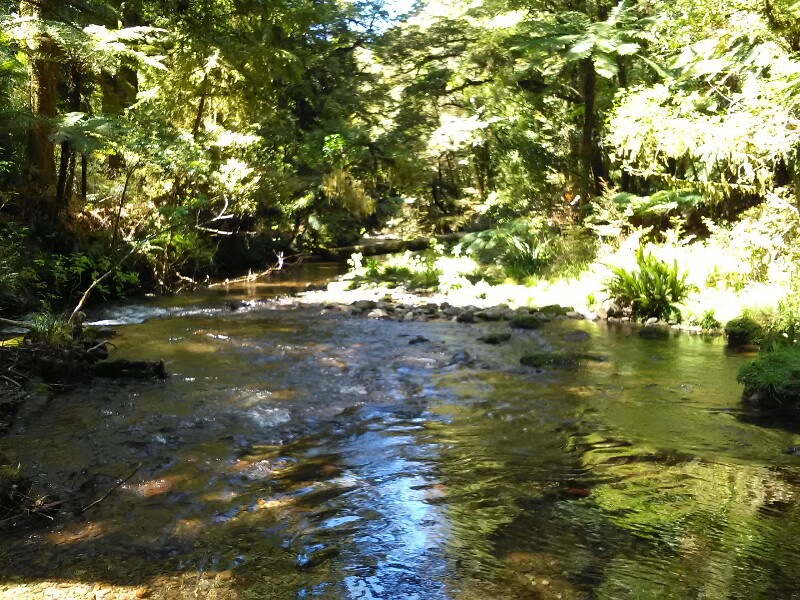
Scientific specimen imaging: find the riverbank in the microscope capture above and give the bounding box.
[293,276,721,335]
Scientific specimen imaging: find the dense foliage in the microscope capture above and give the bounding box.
[1,0,800,313]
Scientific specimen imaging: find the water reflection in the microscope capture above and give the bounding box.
[3,285,800,598]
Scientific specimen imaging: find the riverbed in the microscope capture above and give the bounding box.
[2,267,800,599]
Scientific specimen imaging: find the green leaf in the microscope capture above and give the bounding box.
[566,37,595,60]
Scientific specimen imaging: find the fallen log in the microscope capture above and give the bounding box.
[0,317,31,330]
[318,232,466,261]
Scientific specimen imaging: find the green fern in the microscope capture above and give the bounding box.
[604,247,694,321]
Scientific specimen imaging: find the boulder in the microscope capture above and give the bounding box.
[476,308,503,321]
[538,304,573,316]
[456,311,476,323]
[353,300,378,311]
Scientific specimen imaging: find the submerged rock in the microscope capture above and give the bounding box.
[478,332,512,345]
[562,331,591,343]
[520,351,604,368]
[509,315,544,330]
[638,327,669,340]
[296,545,341,570]
[95,359,168,379]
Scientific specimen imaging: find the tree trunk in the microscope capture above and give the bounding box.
[81,154,88,203]
[56,66,84,211]
[56,141,70,208]
[616,55,630,191]
[581,57,607,199]
[21,0,59,208]
[65,150,77,206]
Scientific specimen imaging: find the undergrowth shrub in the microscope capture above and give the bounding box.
[724,315,764,346]
[347,242,442,289]
[604,247,694,321]
[459,220,596,283]
[0,225,37,310]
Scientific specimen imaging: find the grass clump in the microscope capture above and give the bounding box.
[738,347,800,415]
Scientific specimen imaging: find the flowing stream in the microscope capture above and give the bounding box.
[3,264,800,599]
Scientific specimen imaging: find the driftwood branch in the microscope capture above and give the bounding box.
[208,251,297,288]
[68,243,141,327]
[318,232,466,261]
[80,462,142,514]
[0,317,32,330]
[0,374,22,388]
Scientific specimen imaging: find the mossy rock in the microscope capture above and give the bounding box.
[724,316,764,346]
[537,304,573,316]
[520,351,604,368]
[738,347,800,415]
[509,315,544,330]
[478,332,512,345]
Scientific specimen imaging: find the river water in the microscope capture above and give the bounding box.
[2,266,800,599]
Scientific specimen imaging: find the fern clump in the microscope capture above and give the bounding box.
[604,247,694,322]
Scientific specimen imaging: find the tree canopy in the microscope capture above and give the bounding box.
[1,0,800,300]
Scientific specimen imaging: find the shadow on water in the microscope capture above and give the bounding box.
[3,284,800,598]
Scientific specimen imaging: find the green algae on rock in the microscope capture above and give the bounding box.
[738,346,800,415]
[520,351,605,368]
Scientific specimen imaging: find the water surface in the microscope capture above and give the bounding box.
[2,272,799,599]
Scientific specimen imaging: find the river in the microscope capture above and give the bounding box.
[2,265,800,599]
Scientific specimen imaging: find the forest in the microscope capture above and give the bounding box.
[0,0,799,321]
[4,1,800,597]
